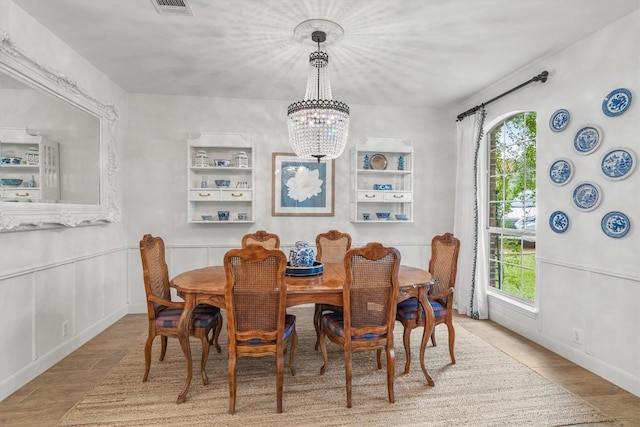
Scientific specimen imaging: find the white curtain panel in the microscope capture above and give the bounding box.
[453,109,488,319]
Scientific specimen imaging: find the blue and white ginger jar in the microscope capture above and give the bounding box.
[289,241,315,267]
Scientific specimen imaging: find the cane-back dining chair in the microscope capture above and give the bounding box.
[139,234,223,384]
[313,230,352,350]
[223,245,298,414]
[319,242,400,408]
[396,232,460,371]
[241,230,280,249]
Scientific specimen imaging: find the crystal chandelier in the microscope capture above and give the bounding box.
[287,27,349,162]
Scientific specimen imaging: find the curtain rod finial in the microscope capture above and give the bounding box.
[535,71,549,83]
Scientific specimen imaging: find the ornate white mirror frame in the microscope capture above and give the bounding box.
[0,30,120,231]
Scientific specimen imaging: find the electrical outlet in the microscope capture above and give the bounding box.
[62,320,70,337]
[573,328,582,344]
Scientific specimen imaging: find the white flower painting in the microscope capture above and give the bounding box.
[272,153,334,217]
[285,166,323,202]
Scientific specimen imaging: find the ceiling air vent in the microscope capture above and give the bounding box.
[149,0,195,16]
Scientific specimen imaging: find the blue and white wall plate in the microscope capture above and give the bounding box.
[572,181,602,212]
[573,124,603,155]
[602,88,632,117]
[549,109,570,132]
[549,211,570,233]
[600,147,636,181]
[601,211,630,238]
[548,158,573,186]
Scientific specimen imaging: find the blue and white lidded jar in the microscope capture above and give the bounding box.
[363,154,370,170]
[289,241,315,267]
[397,155,404,170]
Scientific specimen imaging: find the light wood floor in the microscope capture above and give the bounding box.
[1,309,639,426]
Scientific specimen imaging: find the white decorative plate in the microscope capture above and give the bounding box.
[601,211,630,238]
[602,88,632,117]
[549,109,570,132]
[548,158,573,186]
[370,153,388,170]
[549,211,569,234]
[572,181,602,212]
[600,147,636,181]
[573,124,602,155]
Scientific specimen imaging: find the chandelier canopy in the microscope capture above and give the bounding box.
[287,22,350,162]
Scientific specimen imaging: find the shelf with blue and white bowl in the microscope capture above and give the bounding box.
[350,138,414,223]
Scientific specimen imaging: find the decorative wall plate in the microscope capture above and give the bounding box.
[572,181,602,211]
[602,88,632,117]
[370,153,388,170]
[573,124,602,155]
[600,147,636,181]
[548,158,573,186]
[601,211,630,238]
[549,109,570,132]
[549,210,570,233]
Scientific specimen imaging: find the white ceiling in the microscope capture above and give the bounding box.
[11,0,640,109]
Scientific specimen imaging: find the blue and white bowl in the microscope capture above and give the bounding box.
[215,179,230,187]
[376,212,391,220]
[213,159,231,167]
[217,210,230,221]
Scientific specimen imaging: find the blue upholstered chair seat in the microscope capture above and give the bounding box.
[321,312,386,340]
[156,304,220,328]
[396,298,446,321]
[238,314,296,345]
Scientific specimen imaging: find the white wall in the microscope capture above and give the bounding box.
[0,0,129,400]
[464,11,640,395]
[122,94,457,293]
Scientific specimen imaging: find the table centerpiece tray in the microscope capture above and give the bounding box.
[285,261,323,276]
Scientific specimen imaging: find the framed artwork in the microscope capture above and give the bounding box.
[272,152,334,216]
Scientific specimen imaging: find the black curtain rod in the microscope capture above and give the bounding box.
[456,70,549,121]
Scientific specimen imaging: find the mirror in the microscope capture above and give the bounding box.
[0,30,120,231]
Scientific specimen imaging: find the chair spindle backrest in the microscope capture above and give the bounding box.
[224,246,287,339]
[428,233,461,299]
[316,230,352,263]
[139,234,171,316]
[344,242,401,331]
[241,230,281,249]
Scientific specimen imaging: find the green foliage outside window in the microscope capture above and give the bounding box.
[488,112,536,303]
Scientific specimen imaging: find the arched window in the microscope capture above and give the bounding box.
[487,112,536,302]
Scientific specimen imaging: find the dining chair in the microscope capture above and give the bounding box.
[138,234,223,384]
[241,229,280,249]
[223,245,298,414]
[313,229,352,350]
[318,242,400,408]
[396,232,460,372]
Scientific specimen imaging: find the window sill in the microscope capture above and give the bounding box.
[487,290,538,319]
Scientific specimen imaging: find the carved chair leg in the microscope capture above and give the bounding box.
[319,327,329,375]
[159,335,168,361]
[276,347,285,413]
[376,348,382,369]
[402,322,412,374]
[386,345,395,403]
[199,331,210,385]
[227,353,237,414]
[213,312,223,353]
[313,304,322,350]
[447,321,456,364]
[430,330,437,347]
[289,331,298,376]
[344,347,353,408]
[143,333,154,382]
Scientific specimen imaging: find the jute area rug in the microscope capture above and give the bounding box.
[60,309,611,427]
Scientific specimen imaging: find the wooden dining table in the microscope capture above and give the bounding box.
[170,262,435,403]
